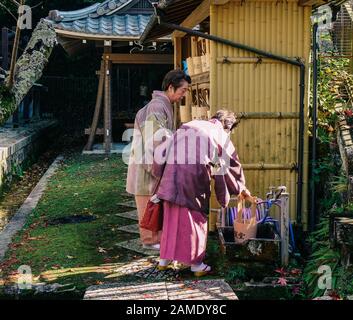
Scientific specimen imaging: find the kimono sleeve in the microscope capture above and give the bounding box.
[142,105,173,173]
[212,137,249,208]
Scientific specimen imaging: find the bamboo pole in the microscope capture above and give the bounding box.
[7,0,24,89]
[236,112,300,119]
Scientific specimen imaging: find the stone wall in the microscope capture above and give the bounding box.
[0,120,58,189]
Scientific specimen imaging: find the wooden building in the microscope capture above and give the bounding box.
[45,0,173,152]
[140,0,344,230]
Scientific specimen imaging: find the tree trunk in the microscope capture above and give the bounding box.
[0,19,57,126]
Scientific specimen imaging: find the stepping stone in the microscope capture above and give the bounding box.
[115,238,158,256]
[115,210,138,221]
[83,279,238,300]
[111,257,179,281]
[84,281,168,300]
[117,224,139,235]
[165,279,238,300]
[118,200,137,208]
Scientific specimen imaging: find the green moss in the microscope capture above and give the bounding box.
[0,154,137,298]
[0,84,16,126]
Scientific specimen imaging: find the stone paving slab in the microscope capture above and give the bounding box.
[115,210,138,221]
[166,280,238,300]
[0,155,64,261]
[115,238,158,256]
[117,224,140,235]
[118,200,137,208]
[109,257,179,281]
[82,143,131,155]
[84,282,168,300]
[84,279,238,300]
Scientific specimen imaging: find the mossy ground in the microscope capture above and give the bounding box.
[0,153,299,299]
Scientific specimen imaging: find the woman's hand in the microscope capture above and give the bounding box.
[240,190,256,203]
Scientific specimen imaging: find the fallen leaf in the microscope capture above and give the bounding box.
[51,264,61,270]
[277,277,287,286]
[98,247,107,253]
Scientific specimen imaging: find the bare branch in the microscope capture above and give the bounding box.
[30,1,43,10]
[10,0,21,7]
[0,2,18,21]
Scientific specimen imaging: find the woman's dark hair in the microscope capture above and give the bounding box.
[162,69,191,91]
[211,110,239,131]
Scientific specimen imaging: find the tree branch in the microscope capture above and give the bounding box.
[10,0,20,7]
[30,1,43,10]
[0,2,18,22]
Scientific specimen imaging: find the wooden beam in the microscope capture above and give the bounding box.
[173,0,211,38]
[104,48,112,154]
[103,53,173,65]
[211,0,230,4]
[84,61,105,151]
[298,0,319,6]
[85,128,105,136]
[55,28,170,42]
[174,37,182,69]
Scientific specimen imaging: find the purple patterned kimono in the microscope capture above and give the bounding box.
[154,118,249,265]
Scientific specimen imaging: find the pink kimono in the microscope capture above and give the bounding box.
[153,119,248,265]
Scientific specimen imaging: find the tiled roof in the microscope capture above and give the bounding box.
[46,0,153,38]
[50,14,151,37]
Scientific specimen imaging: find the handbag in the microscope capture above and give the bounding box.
[139,179,163,232]
[233,196,258,244]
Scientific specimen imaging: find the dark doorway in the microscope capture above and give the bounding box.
[112,64,173,142]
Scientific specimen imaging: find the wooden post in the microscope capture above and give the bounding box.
[174,36,182,69]
[280,191,290,266]
[104,57,112,154]
[103,42,112,154]
[191,37,198,57]
[7,0,25,89]
[2,28,9,69]
[85,60,105,151]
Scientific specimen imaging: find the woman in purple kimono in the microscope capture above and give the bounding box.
[153,110,251,276]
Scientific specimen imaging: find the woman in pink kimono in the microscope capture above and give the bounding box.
[153,110,251,275]
[126,70,191,251]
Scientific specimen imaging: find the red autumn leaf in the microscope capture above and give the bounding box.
[344,109,353,117]
[328,290,341,300]
[277,277,288,286]
[275,267,288,277]
[290,268,302,276]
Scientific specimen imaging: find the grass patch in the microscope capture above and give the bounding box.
[0,153,140,298]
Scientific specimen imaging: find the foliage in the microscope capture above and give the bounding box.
[0,84,16,126]
[225,265,247,282]
[310,55,350,143]
[304,51,353,299]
